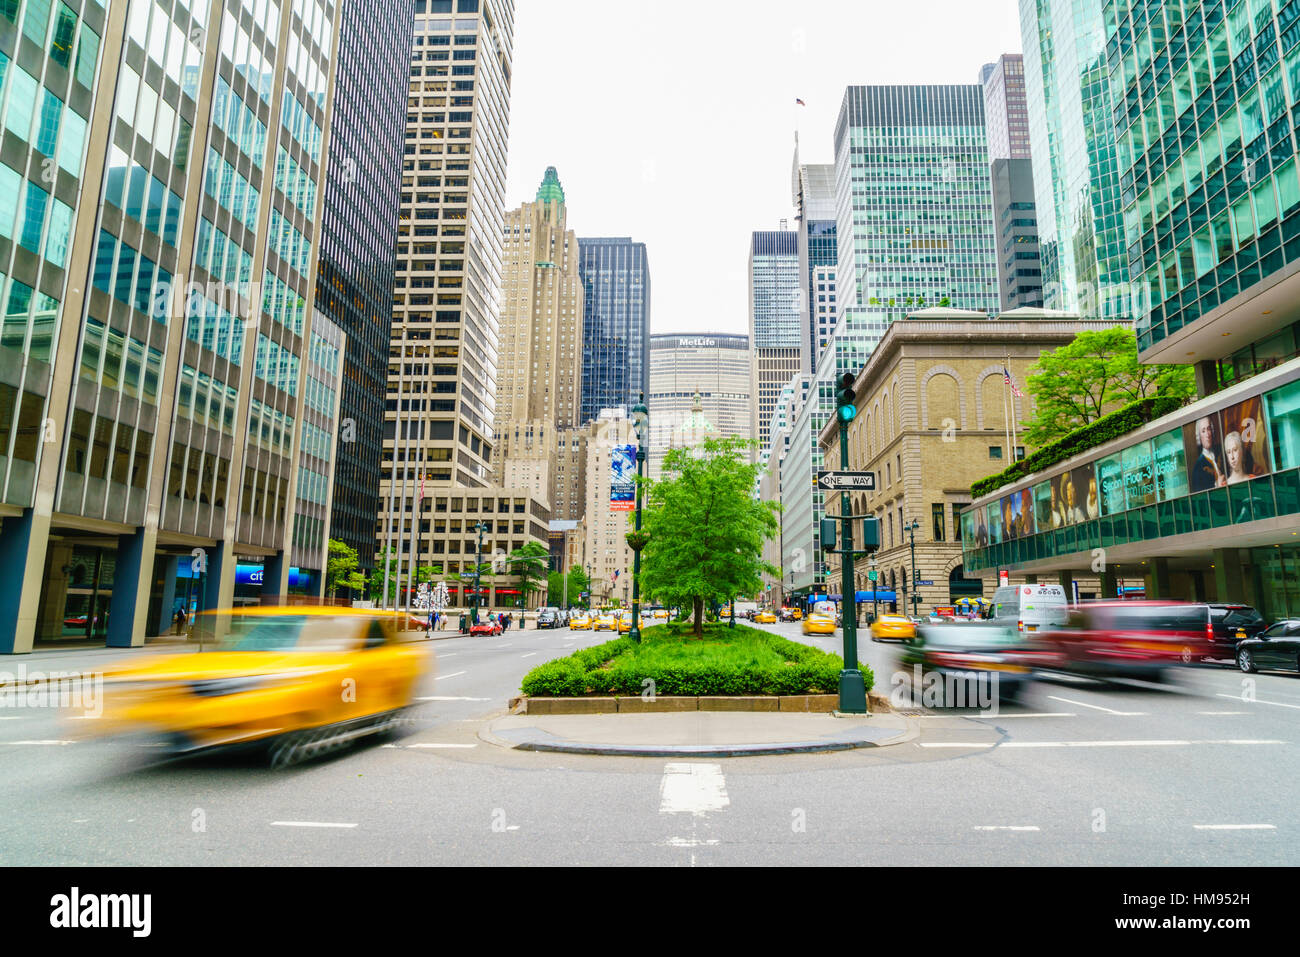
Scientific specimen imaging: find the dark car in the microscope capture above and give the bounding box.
[1236,620,1300,675]
[537,608,561,629]
[897,621,1040,706]
[1206,604,1267,657]
[1035,601,1213,681]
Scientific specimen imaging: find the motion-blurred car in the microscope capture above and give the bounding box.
[1034,601,1213,681]
[593,612,617,632]
[569,612,592,630]
[898,621,1035,705]
[1207,603,1266,657]
[1235,620,1300,674]
[754,610,778,624]
[870,614,916,642]
[470,619,502,637]
[780,607,802,622]
[802,610,836,635]
[85,607,432,767]
[653,608,670,619]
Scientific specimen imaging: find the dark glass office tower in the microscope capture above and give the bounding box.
[578,238,651,423]
[316,0,414,575]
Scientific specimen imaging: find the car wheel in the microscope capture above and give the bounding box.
[1237,647,1257,674]
[268,730,309,769]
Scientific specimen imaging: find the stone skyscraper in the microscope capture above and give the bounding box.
[496,167,583,433]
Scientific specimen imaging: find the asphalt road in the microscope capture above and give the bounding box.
[0,619,1297,866]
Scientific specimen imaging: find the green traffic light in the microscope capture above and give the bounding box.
[838,405,856,422]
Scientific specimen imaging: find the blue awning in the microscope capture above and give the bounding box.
[856,590,897,601]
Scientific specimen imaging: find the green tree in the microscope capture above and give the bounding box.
[547,566,591,607]
[326,539,367,599]
[639,435,780,637]
[505,542,550,607]
[1022,328,1195,449]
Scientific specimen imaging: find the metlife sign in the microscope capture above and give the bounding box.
[675,337,717,348]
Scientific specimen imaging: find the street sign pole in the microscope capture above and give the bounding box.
[834,373,867,715]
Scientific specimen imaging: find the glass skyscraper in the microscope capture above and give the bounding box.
[317,0,413,577]
[792,155,838,373]
[0,0,349,653]
[1020,0,1132,315]
[577,237,650,424]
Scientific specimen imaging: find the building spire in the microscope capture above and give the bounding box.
[536,166,565,205]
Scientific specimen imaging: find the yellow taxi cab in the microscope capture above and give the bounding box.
[754,609,778,624]
[593,611,618,632]
[569,612,592,630]
[802,610,837,635]
[653,608,669,619]
[617,612,633,633]
[870,613,917,642]
[82,606,433,767]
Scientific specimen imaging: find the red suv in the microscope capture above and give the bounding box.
[1036,601,1213,681]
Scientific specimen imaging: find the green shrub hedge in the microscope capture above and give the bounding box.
[518,624,874,697]
[970,394,1189,500]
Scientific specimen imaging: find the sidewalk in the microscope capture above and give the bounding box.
[480,711,916,757]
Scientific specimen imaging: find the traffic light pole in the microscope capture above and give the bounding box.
[835,375,868,715]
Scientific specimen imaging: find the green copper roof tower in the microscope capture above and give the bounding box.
[536,166,566,205]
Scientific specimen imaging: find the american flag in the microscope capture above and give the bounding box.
[1003,367,1026,398]
[796,98,807,106]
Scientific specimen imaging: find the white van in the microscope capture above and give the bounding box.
[992,584,1070,634]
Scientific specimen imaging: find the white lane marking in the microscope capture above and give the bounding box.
[1217,693,1300,711]
[270,821,358,829]
[1192,824,1276,830]
[968,713,1076,718]
[1,740,76,745]
[659,836,721,847]
[659,763,729,816]
[1198,711,1248,715]
[973,825,1040,831]
[520,653,536,659]
[922,739,1285,749]
[0,716,23,720]
[439,654,458,659]
[435,671,467,680]
[406,743,477,749]
[1047,695,1146,715]
[416,696,490,702]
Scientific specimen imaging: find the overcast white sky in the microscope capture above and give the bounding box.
[504,0,1025,336]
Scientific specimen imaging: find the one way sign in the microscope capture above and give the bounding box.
[816,470,876,491]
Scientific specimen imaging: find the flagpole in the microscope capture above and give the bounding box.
[1001,363,1013,463]
[1006,354,1019,460]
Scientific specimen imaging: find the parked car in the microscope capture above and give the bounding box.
[1207,603,1267,657]
[898,621,1035,705]
[537,608,562,629]
[1235,620,1300,674]
[1034,601,1212,681]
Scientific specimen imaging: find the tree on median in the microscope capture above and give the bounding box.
[639,435,780,638]
[326,539,367,600]
[1022,327,1195,450]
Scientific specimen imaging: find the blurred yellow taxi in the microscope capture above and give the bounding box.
[593,612,618,632]
[569,612,592,630]
[754,610,778,624]
[870,613,917,642]
[83,607,432,767]
[802,611,837,635]
[653,608,669,619]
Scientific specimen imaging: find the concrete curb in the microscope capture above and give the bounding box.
[477,716,919,758]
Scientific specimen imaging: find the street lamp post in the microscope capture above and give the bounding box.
[472,520,487,624]
[904,518,921,617]
[629,394,649,644]
[869,551,879,626]
[833,373,868,714]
